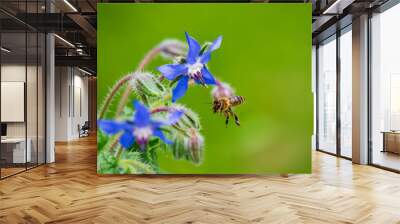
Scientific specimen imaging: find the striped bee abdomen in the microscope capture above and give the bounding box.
[230,96,245,106]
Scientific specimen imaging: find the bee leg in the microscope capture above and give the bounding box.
[224,111,229,127]
[234,113,240,126]
[229,109,240,126]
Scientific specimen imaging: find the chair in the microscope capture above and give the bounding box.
[78,121,90,138]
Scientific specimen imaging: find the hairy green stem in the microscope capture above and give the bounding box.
[109,133,121,153]
[99,42,184,120]
[116,43,188,116]
[114,146,122,159]
[151,106,171,114]
[98,75,133,119]
[116,47,163,116]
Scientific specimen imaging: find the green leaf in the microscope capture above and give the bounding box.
[97,130,109,152]
[118,150,155,174]
[97,149,119,173]
[118,159,155,174]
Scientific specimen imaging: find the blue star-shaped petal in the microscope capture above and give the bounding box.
[158,32,222,102]
[98,101,183,149]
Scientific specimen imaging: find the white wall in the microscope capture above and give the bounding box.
[55,67,69,141]
[1,65,26,139]
[1,65,40,137]
[72,73,89,138]
[1,63,46,164]
[55,67,89,141]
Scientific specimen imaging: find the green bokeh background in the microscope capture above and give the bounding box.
[98,3,312,174]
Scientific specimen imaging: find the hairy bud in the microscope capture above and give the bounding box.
[158,39,187,60]
[131,72,166,98]
[184,128,204,163]
[169,104,201,130]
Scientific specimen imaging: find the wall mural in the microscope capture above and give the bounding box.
[97,3,312,174]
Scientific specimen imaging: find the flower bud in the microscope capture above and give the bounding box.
[158,39,187,60]
[131,72,166,97]
[184,128,204,163]
[169,104,201,130]
[211,82,235,99]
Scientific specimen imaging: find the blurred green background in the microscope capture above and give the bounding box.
[98,3,312,174]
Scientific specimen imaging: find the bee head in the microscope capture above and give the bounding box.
[212,100,221,113]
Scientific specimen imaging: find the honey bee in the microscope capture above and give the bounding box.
[212,96,245,126]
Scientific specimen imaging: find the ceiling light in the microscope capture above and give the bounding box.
[78,67,93,76]
[1,47,11,53]
[63,0,78,12]
[54,34,75,48]
[76,48,85,55]
[323,0,341,14]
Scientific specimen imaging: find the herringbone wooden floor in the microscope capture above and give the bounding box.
[1,136,400,224]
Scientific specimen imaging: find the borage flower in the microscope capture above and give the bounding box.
[158,32,222,102]
[98,101,183,149]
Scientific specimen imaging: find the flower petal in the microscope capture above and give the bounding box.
[167,110,184,125]
[210,35,223,51]
[153,129,172,144]
[119,131,135,149]
[98,120,126,134]
[151,110,183,127]
[200,35,222,64]
[185,32,201,64]
[201,67,217,85]
[157,64,188,80]
[200,53,211,64]
[133,100,151,127]
[172,75,189,102]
